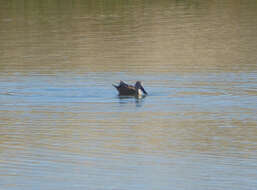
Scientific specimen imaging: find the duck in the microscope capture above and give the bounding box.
[113,81,148,96]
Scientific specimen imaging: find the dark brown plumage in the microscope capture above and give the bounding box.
[113,81,148,96]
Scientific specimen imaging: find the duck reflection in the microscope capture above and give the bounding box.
[118,95,146,107]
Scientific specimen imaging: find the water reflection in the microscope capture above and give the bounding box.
[118,95,146,108]
[0,0,257,190]
[0,0,256,74]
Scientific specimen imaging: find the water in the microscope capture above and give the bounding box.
[0,0,257,189]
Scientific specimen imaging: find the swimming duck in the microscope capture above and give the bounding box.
[113,81,148,96]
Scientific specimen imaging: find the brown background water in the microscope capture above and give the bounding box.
[0,0,257,189]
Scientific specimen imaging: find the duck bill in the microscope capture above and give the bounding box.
[140,86,148,95]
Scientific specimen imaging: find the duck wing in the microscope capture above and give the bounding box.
[119,81,129,87]
[113,81,137,95]
[113,81,128,89]
[118,85,136,95]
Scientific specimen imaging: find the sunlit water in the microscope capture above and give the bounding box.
[0,0,257,190]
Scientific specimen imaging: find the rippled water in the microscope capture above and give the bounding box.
[0,0,257,190]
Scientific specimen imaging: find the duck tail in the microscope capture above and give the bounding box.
[112,84,118,89]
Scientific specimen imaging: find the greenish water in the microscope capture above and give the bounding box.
[0,0,257,190]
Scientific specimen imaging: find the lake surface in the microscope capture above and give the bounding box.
[0,0,257,189]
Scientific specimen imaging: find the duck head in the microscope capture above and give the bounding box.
[135,81,148,95]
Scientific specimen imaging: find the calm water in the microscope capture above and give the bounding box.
[0,0,257,189]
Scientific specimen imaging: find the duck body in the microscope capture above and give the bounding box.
[113,81,148,96]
